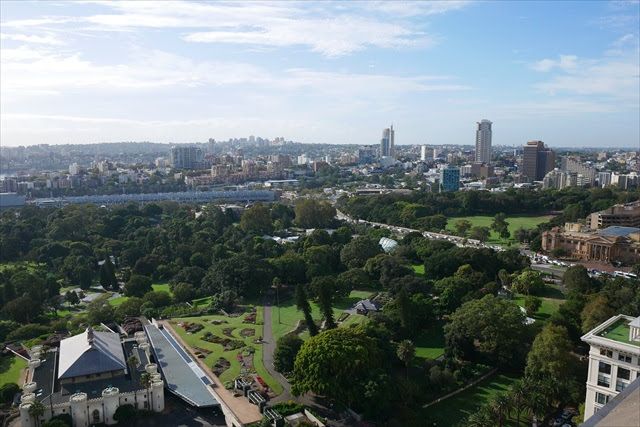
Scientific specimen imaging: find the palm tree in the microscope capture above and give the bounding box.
[396,340,416,380]
[525,389,547,425]
[490,392,510,427]
[467,406,494,427]
[126,354,139,373]
[28,400,45,427]
[509,379,526,427]
[139,372,152,411]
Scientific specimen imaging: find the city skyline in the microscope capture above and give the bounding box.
[1,1,639,147]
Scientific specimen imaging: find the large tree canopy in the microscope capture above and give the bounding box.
[292,328,383,404]
[444,295,528,367]
[294,199,336,229]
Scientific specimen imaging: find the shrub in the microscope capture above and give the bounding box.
[0,382,20,405]
[7,324,50,341]
[270,400,304,417]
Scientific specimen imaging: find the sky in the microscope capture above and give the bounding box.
[1,1,639,148]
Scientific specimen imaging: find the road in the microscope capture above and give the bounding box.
[531,264,567,278]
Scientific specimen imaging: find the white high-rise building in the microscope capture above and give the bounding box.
[420,145,428,161]
[380,125,395,157]
[475,119,492,164]
[581,314,640,422]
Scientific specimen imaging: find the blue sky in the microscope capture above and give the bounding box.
[1,1,638,148]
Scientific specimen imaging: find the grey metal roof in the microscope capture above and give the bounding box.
[354,299,380,311]
[58,327,126,379]
[597,226,640,237]
[144,325,219,408]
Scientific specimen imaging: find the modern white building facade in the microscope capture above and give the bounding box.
[581,314,640,422]
[475,119,492,164]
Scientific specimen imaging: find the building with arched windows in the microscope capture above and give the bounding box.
[19,326,164,427]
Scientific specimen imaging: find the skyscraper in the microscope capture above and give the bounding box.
[380,125,394,157]
[440,165,460,192]
[522,141,555,181]
[420,145,428,161]
[475,119,492,164]
[169,145,203,170]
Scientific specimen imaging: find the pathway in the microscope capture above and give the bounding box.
[261,301,353,426]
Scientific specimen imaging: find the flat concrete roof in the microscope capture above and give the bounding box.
[144,325,219,408]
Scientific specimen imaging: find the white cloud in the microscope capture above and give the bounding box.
[531,55,578,72]
[1,1,459,57]
[0,33,64,45]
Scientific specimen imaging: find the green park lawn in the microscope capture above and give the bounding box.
[512,284,565,322]
[271,290,373,342]
[108,282,173,307]
[412,264,425,275]
[446,215,553,246]
[414,324,446,360]
[424,372,520,426]
[0,355,27,386]
[171,308,283,395]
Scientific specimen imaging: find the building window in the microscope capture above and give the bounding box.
[92,409,100,423]
[619,354,632,363]
[600,349,613,358]
[616,379,628,392]
[599,361,612,374]
[618,367,631,381]
[597,374,610,388]
[596,392,609,405]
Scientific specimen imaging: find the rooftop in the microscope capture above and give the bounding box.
[596,226,640,238]
[58,326,126,379]
[597,317,640,348]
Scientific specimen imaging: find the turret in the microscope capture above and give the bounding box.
[19,402,36,427]
[151,379,165,412]
[144,363,157,374]
[70,392,89,427]
[102,387,120,425]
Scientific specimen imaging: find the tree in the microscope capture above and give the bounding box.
[491,213,509,240]
[123,274,153,297]
[340,236,383,269]
[3,295,40,323]
[563,265,595,294]
[140,372,153,411]
[274,334,304,373]
[526,324,574,381]
[115,297,143,321]
[86,295,115,325]
[295,284,318,336]
[580,296,615,333]
[444,295,528,367]
[172,282,196,303]
[508,380,526,427]
[113,404,136,426]
[240,204,274,235]
[489,393,510,427]
[396,339,415,379]
[28,400,45,427]
[126,354,139,373]
[142,290,172,308]
[292,329,382,404]
[0,382,19,405]
[454,219,473,236]
[316,278,336,329]
[99,257,118,290]
[512,269,545,296]
[524,295,542,315]
[498,269,512,289]
[470,226,491,243]
[294,199,336,229]
[550,247,567,259]
[65,290,80,307]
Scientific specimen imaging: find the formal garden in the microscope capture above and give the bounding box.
[170,307,284,396]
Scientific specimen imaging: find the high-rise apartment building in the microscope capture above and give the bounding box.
[581,315,640,421]
[420,145,428,162]
[439,165,460,192]
[475,119,492,164]
[380,125,395,157]
[522,141,556,181]
[561,156,596,186]
[169,146,203,170]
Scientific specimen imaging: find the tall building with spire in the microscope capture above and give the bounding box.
[380,125,395,157]
[475,119,492,164]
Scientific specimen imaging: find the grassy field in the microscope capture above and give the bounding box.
[108,282,173,307]
[512,284,565,322]
[271,290,373,341]
[0,355,27,386]
[446,215,553,246]
[172,308,283,395]
[424,372,520,426]
[412,265,425,275]
[414,324,446,360]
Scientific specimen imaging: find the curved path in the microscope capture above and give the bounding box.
[262,301,348,424]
